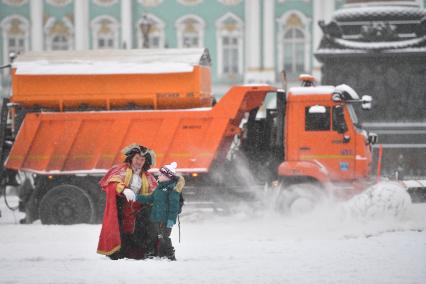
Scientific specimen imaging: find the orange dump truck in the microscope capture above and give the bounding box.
[0,49,385,224]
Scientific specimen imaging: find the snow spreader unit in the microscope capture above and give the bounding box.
[0,49,424,224]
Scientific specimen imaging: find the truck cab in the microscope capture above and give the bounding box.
[277,76,377,192]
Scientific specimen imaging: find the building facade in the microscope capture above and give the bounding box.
[0,0,425,96]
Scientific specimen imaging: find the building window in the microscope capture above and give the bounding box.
[137,14,165,48]
[283,27,305,74]
[51,34,69,50]
[222,36,239,74]
[176,15,205,48]
[216,13,243,77]
[278,11,311,77]
[91,16,119,49]
[8,37,25,52]
[44,17,74,51]
[1,15,29,63]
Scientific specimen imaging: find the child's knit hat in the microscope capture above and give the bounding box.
[160,162,177,180]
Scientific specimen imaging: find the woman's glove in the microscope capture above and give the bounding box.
[123,188,136,202]
[166,219,175,228]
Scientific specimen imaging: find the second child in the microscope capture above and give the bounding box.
[136,161,184,260]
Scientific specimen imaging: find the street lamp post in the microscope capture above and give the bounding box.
[140,14,152,48]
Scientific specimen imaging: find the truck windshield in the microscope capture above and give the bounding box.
[347,104,362,130]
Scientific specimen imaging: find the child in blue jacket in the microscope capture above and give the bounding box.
[136,162,184,260]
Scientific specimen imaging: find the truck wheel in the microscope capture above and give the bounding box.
[70,178,105,223]
[39,184,96,225]
[23,192,38,224]
[275,182,325,215]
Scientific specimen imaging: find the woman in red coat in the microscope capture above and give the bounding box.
[97,143,158,260]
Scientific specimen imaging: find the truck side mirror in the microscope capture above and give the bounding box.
[368,132,378,144]
[361,95,372,110]
[333,106,347,134]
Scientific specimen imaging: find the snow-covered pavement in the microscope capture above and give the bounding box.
[0,191,425,284]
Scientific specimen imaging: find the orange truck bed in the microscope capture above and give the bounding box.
[5,86,275,175]
[11,49,212,110]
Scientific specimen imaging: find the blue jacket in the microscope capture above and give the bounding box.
[136,179,180,224]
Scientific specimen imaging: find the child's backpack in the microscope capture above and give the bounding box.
[178,192,184,214]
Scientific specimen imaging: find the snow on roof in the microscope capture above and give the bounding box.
[13,48,211,75]
[315,46,426,57]
[333,36,426,51]
[335,84,360,100]
[334,5,425,22]
[289,86,335,96]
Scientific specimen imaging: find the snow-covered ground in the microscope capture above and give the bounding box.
[0,184,425,284]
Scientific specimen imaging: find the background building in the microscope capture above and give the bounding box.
[0,0,361,96]
[0,0,425,97]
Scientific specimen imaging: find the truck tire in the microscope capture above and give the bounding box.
[275,182,325,215]
[69,178,105,223]
[39,184,96,225]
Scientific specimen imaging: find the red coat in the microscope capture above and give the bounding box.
[96,163,157,256]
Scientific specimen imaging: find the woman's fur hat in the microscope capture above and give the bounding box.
[122,143,156,167]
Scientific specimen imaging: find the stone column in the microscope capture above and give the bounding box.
[30,0,43,51]
[244,0,261,83]
[263,0,275,83]
[121,0,132,49]
[313,0,335,81]
[74,0,89,50]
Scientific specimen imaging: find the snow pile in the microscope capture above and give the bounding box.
[203,180,419,240]
[342,181,412,221]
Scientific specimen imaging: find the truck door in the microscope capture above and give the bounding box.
[298,104,355,181]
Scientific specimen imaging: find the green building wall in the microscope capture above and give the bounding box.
[1,0,425,94]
